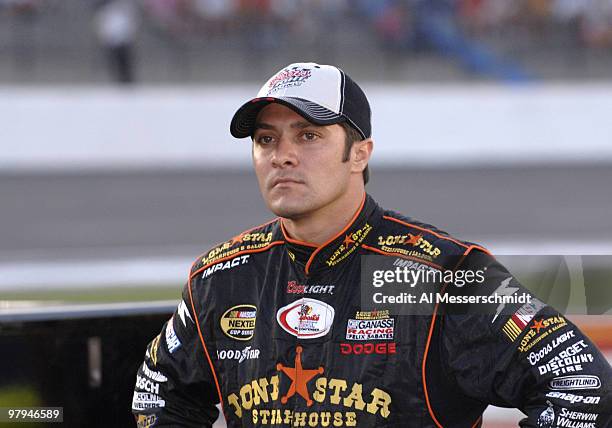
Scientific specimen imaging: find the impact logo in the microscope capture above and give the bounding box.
[277,299,335,339]
[202,255,250,279]
[267,66,312,95]
[220,305,257,341]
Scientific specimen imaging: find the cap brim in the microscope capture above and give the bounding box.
[230,97,343,139]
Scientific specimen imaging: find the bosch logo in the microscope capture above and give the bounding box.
[340,343,396,355]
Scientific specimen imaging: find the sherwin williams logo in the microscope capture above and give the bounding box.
[277,298,335,339]
[220,305,257,341]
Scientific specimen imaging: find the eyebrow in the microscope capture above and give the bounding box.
[253,121,322,131]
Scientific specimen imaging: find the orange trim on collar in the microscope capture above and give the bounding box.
[304,192,367,275]
[280,220,318,248]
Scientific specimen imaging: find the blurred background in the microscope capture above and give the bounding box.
[0,0,611,427]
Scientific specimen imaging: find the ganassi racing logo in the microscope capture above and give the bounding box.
[346,318,394,341]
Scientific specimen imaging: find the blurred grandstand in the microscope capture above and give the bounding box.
[1,0,612,84]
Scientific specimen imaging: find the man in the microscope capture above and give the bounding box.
[132,63,611,427]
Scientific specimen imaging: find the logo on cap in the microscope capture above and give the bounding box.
[267,66,313,95]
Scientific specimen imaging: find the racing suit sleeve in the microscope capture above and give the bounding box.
[131,285,220,427]
[441,250,612,427]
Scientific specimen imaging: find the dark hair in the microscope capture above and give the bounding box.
[339,121,369,184]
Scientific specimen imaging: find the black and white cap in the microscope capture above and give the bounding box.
[230,62,371,140]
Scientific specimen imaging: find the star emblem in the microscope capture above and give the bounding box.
[406,233,422,246]
[229,233,245,246]
[530,318,545,334]
[276,346,324,406]
[343,234,355,247]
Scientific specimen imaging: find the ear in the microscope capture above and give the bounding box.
[351,138,373,173]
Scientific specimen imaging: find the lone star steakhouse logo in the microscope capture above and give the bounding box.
[277,346,324,406]
[343,234,355,247]
[202,232,273,265]
[230,233,245,246]
[531,319,546,334]
[227,347,392,425]
[406,233,422,246]
[326,223,373,267]
[376,233,441,260]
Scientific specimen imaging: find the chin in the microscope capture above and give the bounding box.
[267,197,311,219]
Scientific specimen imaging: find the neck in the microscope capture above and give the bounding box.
[282,187,365,246]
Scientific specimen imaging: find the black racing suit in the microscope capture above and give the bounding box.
[132,194,611,427]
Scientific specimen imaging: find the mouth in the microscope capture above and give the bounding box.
[270,177,303,189]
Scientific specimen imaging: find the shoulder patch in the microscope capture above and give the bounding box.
[190,218,282,277]
[363,212,491,271]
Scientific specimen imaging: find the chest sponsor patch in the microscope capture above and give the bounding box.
[276,298,335,339]
[217,346,260,363]
[549,375,601,391]
[220,305,257,341]
[286,280,335,295]
[340,342,396,355]
[345,318,394,341]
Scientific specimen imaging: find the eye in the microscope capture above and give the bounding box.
[255,135,275,145]
[301,132,318,141]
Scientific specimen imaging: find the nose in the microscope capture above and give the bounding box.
[271,135,298,168]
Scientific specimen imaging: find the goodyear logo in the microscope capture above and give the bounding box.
[220,305,257,341]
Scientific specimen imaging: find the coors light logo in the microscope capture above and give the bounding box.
[267,66,312,95]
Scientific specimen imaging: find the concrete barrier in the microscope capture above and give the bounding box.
[2,84,612,171]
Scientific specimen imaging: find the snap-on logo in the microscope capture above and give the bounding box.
[276,298,334,339]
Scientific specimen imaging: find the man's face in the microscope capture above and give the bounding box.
[252,103,353,219]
